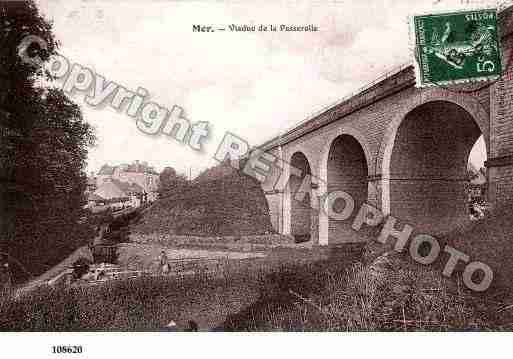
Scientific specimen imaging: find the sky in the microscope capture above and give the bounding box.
[36,0,502,177]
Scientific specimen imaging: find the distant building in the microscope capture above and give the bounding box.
[93,177,146,209]
[97,160,159,193]
[84,161,160,212]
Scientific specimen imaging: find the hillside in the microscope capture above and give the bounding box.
[444,204,513,293]
[133,161,274,236]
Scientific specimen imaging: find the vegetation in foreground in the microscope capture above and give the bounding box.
[222,206,513,331]
[2,246,511,331]
[222,258,495,331]
[0,265,263,331]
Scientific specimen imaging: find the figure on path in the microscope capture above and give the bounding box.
[158,250,170,274]
[0,254,12,292]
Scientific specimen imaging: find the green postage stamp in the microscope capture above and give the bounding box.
[411,8,502,87]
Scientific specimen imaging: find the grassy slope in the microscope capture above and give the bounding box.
[134,162,274,237]
[0,247,329,331]
[0,270,261,331]
[23,246,92,288]
[223,206,513,331]
[220,254,489,331]
[442,205,513,292]
[2,238,510,331]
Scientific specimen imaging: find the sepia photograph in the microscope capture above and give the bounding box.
[1,0,513,356]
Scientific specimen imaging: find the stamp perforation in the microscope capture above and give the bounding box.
[409,7,504,89]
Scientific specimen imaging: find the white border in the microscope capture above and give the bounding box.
[1,332,513,359]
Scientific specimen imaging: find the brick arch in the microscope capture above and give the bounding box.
[283,151,314,239]
[379,88,490,235]
[318,127,373,189]
[283,148,316,173]
[317,128,373,245]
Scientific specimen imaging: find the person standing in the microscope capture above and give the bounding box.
[0,254,12,293]
[158,250,170,274]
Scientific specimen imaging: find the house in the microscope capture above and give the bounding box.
[94,160,160,207]
[93,178,145,209]
[94,178,145,209]
[96,160,159,193]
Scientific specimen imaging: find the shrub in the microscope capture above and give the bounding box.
[134,161,274,237]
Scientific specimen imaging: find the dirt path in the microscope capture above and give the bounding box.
[117,243,267,270]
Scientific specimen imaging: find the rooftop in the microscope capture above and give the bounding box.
[94,178,144,200]
[97,161,158,176]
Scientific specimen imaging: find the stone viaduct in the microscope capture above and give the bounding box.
[257,6,513,246]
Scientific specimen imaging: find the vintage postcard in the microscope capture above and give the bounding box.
[1,0,513,357]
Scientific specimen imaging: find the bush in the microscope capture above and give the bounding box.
[134,161,274,237]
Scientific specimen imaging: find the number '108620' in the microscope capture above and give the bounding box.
[51,346,83,354]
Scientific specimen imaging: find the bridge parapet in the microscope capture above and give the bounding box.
[260,64,415,152]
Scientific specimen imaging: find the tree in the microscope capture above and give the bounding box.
[1,1,96,281]
[158,167,188,197]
